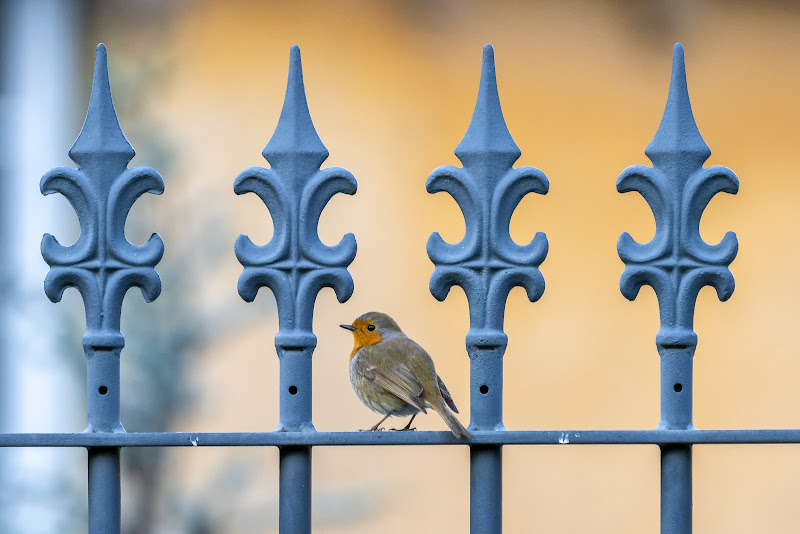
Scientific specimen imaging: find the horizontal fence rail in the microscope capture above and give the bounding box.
[0,39,771,534]
[4,429,800,447]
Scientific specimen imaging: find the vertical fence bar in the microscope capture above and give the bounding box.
[234,45,357,534]
[87,448,121,532]
[427,44,548,533]
[39,44,164,534]
[617,43,738,534]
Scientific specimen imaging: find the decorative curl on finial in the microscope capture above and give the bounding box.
[617,43,738,345]
[41,44,163,348]
[234,45,356,338]
[427,44,548,336]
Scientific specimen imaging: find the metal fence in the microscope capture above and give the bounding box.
[0,40,791,534]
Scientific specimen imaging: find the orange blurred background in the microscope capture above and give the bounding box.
[23,0,800,531]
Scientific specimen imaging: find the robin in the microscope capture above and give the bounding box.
[340,311,471,439]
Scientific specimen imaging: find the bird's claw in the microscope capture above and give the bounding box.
[390,427,417,432]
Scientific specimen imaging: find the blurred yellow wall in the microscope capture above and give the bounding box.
[82,0,800,531]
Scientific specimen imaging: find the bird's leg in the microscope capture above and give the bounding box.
[369,413,392,431]
[391,413,417,432]
[401,413,417,431]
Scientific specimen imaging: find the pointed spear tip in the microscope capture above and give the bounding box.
[69,42,135,167]
[671,42,686,81]
[93,44,108,82]
[289,44,301,68]
[645,42,710,164]
[93,43,109,86]
[454,43,520,166]
[287,44,303,88]
[480,44,496,83]
[262,43,328,167]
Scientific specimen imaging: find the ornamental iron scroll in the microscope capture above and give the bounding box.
[40,43,164,534]
[427,44,549,431]
[617,43,738,429]
[427,44,548,534]
[234,45,357,432]
[234,44,356,534]
[40,44,164,434]
[617,43,738,534]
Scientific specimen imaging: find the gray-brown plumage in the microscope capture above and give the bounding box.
[341,311,471,439]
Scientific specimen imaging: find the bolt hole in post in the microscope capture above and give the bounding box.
[98,386,108,395]
[288,385,298,395]
[479,385,489,395]
[673,383,683,393]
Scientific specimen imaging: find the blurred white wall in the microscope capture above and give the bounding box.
[0,0,82,532]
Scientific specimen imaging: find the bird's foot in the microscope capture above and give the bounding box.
[390,426,417,432]
[360,426,386,432]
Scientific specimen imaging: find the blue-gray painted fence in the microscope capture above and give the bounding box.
[0,40,775,534]
[617,43,738,534]
[39,44,164,534]
[427,44,548,532]
[234,44,356,533]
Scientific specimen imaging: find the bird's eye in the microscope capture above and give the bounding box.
[367,324,376,332]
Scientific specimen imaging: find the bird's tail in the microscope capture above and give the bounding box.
[436,405,472,439]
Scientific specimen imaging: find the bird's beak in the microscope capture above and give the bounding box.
[339,324,357,331]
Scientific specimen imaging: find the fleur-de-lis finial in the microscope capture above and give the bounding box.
[618,43,738,433]
[41,43,164,433]
[427,45,548,432]
[618,43,738,352]
[428,44,548,342]
[235,45,356,431]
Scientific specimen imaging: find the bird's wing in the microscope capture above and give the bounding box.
[436,374,459,414]
[354,354,427,414]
